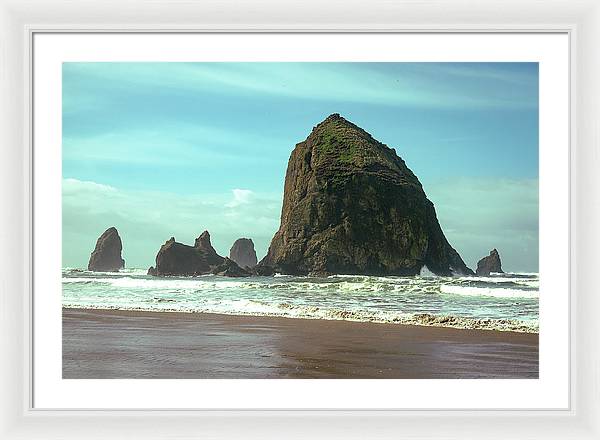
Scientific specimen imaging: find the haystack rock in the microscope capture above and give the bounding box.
[476,249,503,276]
[229,238,258,268]
[258,113,474,277]
[148,231,248,277]
[87,227,125,272]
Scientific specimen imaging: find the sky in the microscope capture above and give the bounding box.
[62,62,539,272]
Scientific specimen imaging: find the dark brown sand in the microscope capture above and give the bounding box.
[62,308,538,379]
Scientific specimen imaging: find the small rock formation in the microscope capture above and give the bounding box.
[258,113,474,277]
[253,264,275,276]
[87,227,125,272]
[211,257,252,277]
[229,238,258,269]
[476,249,504,276]
[147,231,248,277]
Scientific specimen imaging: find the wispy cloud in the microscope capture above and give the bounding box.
[63,62,538,112]
[225,189,254,208]
[63,178,116,193]
[62,122,287,167]
[419,63,537,85]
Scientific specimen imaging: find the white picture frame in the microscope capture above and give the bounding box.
[1,0,598,438]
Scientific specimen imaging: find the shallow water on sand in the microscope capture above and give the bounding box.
[62,268,539,333]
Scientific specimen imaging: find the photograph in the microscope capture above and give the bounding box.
[61,61,539,379]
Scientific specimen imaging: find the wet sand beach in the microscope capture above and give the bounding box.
[63,308,538,379]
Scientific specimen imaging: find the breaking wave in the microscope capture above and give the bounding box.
[62,268,539,333]
[440,285,539,299]
[61,300,538,333]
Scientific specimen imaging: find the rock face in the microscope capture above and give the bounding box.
[253,264,275,276]
[87,227,125,272]
[212,257,252,277]
[229,238,258,268]
[148,231,248,277]
[476,249,503,276]
[258,113,474,277]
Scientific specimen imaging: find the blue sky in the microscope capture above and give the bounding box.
[62,62,539,272]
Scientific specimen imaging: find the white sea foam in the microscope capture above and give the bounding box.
[63,274,538,297]
[440,284,539,298]
[61,299,538,333]
[62,268,539,333]
[464,276,537,284]
[419,266,438,277]
[506,272,539,276]
[62,268,149,277]
[63,276,248,290]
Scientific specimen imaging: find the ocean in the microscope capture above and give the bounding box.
[62,268,539,333]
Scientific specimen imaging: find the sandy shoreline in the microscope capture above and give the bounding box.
[63,307,539,379]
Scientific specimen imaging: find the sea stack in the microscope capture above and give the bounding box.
[87,227,125,272]
[148,230,248,277]
[229,238,258,268]
[258,113,473,277]
[476,249,504,276]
